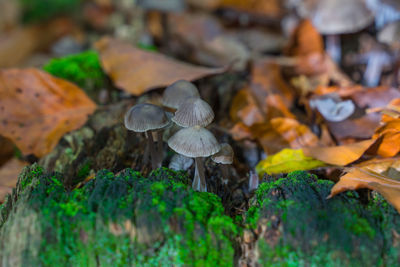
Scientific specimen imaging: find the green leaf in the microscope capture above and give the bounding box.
[256,148,326,176]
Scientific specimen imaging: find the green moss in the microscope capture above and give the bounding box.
[0,166,238,266]
[246,171,400,267]
[20,0,81,23]
[43,50,106,94]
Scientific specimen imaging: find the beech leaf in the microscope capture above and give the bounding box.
[329,167,400,213]
[302,139,376,166]
[0,68,97,157]
[95,37,225,96]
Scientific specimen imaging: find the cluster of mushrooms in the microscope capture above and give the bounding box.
[124,80,234,192]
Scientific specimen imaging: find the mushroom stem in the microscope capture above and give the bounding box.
[193,157,207,192]
[326,34,341,63]
[156,130,164,167]
[143,132,150,167]
[147,130,158,170]
[221,165,229,184]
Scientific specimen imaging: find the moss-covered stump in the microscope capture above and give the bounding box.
[242,171,400,267]
[0,165,238,267]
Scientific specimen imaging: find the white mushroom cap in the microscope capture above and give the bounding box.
[310,0,374,34]
[168,126,220,158]
[162,80,200,109]
[124,103,169,132]
[211,143,234,164]
[172,97,214,127]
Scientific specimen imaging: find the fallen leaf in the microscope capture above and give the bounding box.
[329,167,400,213]
[219,0,284,18]
[285,19,324,57]
[256,148,325,176]
[357,157,400,174]
[302,139,376,166]
[252,60,294,107]
[250,123,290,154]
[0,68,97,157]
[270,117,319,148]
[95,37,225,96]
[0,18,74,67]
[230,89,265,126]
[373,119,400,157]
[0,158,28,202]
[327,113,381,140]
[351,86,400,109]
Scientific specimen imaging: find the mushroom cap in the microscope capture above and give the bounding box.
[310,0,374,34]
[168,126,220,158]
[124,103,169,132]
[211,143,234,164]
[162,80,200,109]
[378,20,400,46]
[172,97,214,127]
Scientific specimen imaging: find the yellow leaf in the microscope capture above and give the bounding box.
[256,148,325,176]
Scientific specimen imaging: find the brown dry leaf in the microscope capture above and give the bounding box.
[368,98,400,123]
[250,123,290,154]
[352,86,400,109]
[230,122,253,141]
[219,0,283,18]
[0,18,74,67]
[95,37,225,96]
[252,60,294,107]
[0,68,97,157]
[270,117,319,148]
[327,113,381,141]
[329,167,400,213]
[285,19,324,57]
[373,119,400,157]
[357,157,400,174]
[314,85,363,98]
[230,89,265,126]
[0,158,28,202]
[302,139,376,166]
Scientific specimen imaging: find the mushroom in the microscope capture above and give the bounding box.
[168,126,220,192]
[211,143,234,184]
[124,103,169,169]
[302,0,374,62]
[172,97,214,127]
[162,80,200,110]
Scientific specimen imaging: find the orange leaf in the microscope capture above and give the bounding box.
[219,0,283,18]
[0,68,96,157]
[285,19,324,57]
[270,117,319,148]
[229,89,265,125]
[302,139,376,166]
[95,37,225,96]
[373,119,400,157]
[329,167,400,213]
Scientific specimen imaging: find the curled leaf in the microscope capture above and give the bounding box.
[302,139,376,166]
[329,167,400,213]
